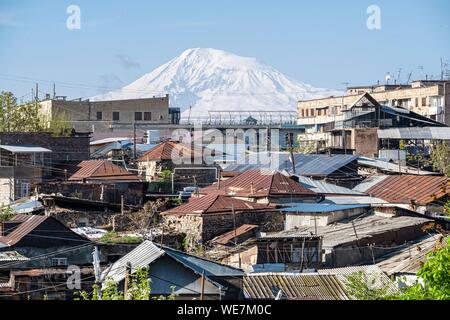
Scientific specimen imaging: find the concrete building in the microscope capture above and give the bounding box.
[39,95,180,133]
[297,92,445,156]
[299,80,450,125]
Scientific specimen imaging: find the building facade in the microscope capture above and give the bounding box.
[39,95,180,132]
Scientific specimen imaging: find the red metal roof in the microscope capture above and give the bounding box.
[212,224,258,245]
[200,170,317,198]
[366,175,449,206]
[0,215,49,246]
[68,160,140,181]
[0,215,90,247]
[137,141,202,162]
[162,194,274,215]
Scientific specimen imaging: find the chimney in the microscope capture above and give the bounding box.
[250,182,254,194]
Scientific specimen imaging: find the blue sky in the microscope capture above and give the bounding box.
[0,0,449,101]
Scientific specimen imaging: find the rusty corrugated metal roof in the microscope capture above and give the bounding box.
[162,194,274,215]
[137,141,202,162]
[243,273,349,300]
[211,224,258,245]
[365,175,449,205]
[69,160,140,181]
[201,170,317,198]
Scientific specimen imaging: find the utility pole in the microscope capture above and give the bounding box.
[124,262,132,300]
[287,133,296,174]
[133,122,137,161]
[231,204,241,269]
[121,195,124,214]
[200,270,205,300]
[35,83,39,102]
[92,246,102,299]
[53,83,56,99]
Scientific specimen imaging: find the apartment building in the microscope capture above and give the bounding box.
[296,92,444,157]
[298,80,450,126]
[39,95,180,132]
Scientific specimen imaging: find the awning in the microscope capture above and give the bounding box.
[0,145,52,153]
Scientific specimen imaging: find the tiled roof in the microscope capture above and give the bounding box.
[200,170,317,198]
[365,175,449,205]
[162,194,274,215]
[137,141,202,162]
[68,160,140,181]
[243,273,349,300]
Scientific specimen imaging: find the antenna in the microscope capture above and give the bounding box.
[418,66,424,79]
[406,72,412,84]
[396,68,402,84]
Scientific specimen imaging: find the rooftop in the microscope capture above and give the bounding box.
[210,224,258,245]
[279,203,369,214]
[296,176,365,196]
[137,141,202,162]
[200,170,317,198]
[68,160,140,181]
[161,194,274,215]
[363,175,449,206]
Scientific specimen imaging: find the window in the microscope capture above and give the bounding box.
[159,114,164,120]
[19,182,30,198]
[113,112,120,121]
[310,109,315,116]
[318,109,322,116]
[301,109,304,117]
[144,112,152,121]
[422,97,427,106]
[96,111,103,120]
[51,258,68,266]
[135,112,142,121]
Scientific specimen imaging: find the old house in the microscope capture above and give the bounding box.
[0,145,51,206]
[161,194,281,246]
[101,240,244,300]
[68,160,140,182]
[200,170,319,204]
[283,213,434,268]
[0,214,93,269]
[354,175,450,216]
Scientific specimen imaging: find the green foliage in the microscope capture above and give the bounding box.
[100,231,143,244]
[0,91,71,135]
[0,206,16,222]
[430,142,450,176]
[76,267,177,300]
[391,238,450,300]
[344,271,394,300]
[159,169,172,182]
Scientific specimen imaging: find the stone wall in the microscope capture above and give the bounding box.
[162,210,284,247]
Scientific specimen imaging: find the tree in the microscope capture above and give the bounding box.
[0,91,71,135]
[76,267,176,300]
[344,271,394,300]
[0,206,15,222]
[430,141,450,176]
[391,237,450,300]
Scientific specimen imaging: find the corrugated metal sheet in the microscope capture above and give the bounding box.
[323,196,388,205]
[101,241,165,284]
[243,273,349,300]
[101,241,244,286]
[378,127,450,140]
[201,170,316,198]
[162,194,274,215]
[376,234,444,275]
[223,153,358,177]
[358,157,436,175]
[365,175,449,205]
[90,137,130,146]
[296,176,365,195]
[353,175,389,193]
[69,160,140,181]
[163,246,244,277]
[0,145,52,153]
[0,215,49,246]
[211,224,258,245]
[280,203,369,213]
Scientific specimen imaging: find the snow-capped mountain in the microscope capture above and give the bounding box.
[92,48,340,121]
